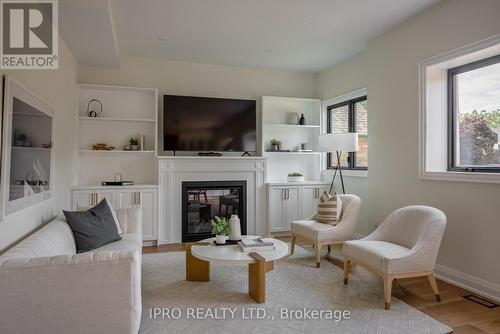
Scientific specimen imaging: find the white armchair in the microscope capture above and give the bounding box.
[343,205,446,310]
[290,194,361,267]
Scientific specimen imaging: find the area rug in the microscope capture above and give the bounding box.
[140,246,452,334]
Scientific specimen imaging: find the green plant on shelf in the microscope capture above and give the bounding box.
[270,138,279,146]
[288,172,303,177]
[129,138,139,146]
[210,216,230,236]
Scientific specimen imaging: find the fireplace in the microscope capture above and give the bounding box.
[182,180,247,242]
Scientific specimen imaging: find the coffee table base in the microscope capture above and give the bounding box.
[185,244,273,303]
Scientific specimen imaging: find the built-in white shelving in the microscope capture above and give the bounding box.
[263,124,320,129]
[76,84,158,185]
[78,149,156,154]
[262,96,323,182]
[78,116,155,123]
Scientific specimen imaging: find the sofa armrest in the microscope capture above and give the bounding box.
[117,208,142,235]
[0,250,140,334]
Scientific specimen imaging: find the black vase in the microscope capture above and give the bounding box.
[299,114,306,125]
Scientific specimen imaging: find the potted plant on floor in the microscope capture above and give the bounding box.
[211,216,230,244]
[287,172,304,182]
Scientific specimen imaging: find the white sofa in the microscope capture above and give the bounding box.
[0,208,142,334]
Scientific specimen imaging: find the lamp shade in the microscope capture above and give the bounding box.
[319,133,358,152]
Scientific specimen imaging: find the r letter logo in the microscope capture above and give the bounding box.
[1,0,58,69]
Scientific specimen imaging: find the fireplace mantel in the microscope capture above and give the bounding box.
[158,157,267,244]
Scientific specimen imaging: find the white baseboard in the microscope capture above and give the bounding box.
[434,264,500,304]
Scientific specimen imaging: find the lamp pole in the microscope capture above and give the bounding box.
[329,150,346,195]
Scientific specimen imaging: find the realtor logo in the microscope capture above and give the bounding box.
[1,0,58,69]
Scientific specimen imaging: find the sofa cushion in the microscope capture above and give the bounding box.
[343,240,411,272]
[0,216,76,263]
[63,199,121,253]
[316,191,342,224]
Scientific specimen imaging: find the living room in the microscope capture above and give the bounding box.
[0,0,499,333]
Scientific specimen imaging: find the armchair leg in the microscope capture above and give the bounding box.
[383,274,394,310]
[315,243,322,268]
[290,236,296,255]
[343,259,350,285]
[427,273,441,302]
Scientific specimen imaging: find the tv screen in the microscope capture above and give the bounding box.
[163,95,256,152]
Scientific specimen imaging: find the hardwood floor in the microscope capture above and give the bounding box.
[143,238,500,334]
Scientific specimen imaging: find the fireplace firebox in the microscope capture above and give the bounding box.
[181,180,247,242]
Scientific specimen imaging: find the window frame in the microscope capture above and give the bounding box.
[326,95,368,171]
[447,54,500,173]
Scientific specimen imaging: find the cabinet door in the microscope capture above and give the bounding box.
[138,189,158,241]
[284,187,300,230]
[117,190,137,209]
[96,190,116,207]
[300,186,318,220]
[72,190,94,210]
[268,187,286,232]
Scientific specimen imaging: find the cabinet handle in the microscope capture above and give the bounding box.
[314,188,317,198]
[136,192,141,205]
[286,189,289,200]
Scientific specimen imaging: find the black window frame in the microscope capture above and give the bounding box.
[448,54,500,173]
[326,95,367,170]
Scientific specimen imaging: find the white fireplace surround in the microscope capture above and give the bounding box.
[158,157,267,245]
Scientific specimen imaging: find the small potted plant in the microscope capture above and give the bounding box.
[270,138,279,151]
[129,138,139,151]
[287,172,304,182]
[211,216,230,244]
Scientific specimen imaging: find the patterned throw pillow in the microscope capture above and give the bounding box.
[316,191,342,225]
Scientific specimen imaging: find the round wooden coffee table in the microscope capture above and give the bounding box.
[185,236,288,303]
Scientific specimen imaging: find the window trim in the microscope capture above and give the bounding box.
[326,95,368,171]
[447,54,500,173]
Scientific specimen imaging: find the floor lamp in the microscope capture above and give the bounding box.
[319,133,358,194]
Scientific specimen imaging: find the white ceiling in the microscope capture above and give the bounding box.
[61,0,440,72]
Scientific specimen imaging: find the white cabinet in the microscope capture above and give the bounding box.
[267,182,330,234]
[71,186,158,242]
[300,185,329,219]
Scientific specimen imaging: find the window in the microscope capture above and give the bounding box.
[326,96,368,170]
[448,54,500,173]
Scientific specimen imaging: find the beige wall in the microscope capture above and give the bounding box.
[317,0,500,292]
[317,53,371,235]
[0,38,78,252]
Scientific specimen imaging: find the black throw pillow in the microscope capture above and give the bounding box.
[63,198,121,253]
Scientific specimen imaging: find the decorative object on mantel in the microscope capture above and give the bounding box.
[288,112,299,125]
[211,216,230,245]
[92,143,115,150]
[277,140,283,151]
[319,133,358,194]
[86,98,103,118]
[287,172,304,182]
[228,214,241,241]
[299,113,306,125]
[140,133,145,150]
[270,138,279,151]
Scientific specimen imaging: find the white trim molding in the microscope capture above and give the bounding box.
[435,264,500,303]
[419,34,500,184]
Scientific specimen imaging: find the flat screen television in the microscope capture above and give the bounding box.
[163,95,256,153]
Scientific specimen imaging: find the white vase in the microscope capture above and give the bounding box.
[215,235,226,244]
[229,215,241,241]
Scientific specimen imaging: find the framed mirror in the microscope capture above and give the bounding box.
[0,77,55,219]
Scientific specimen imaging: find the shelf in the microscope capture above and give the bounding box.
[263,124,320,128]
[264,151,321,155]
[79,116,155,123]
[78,149,155,154]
